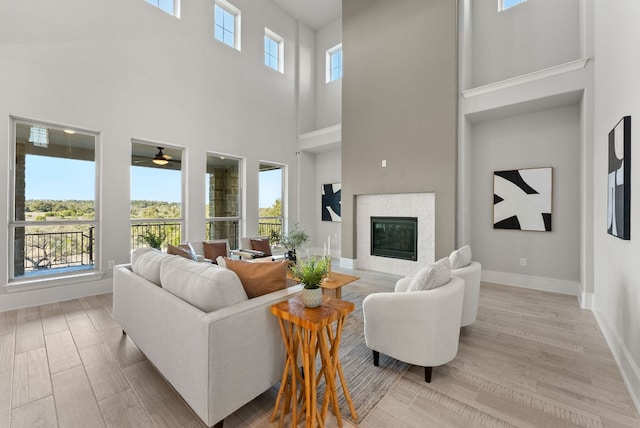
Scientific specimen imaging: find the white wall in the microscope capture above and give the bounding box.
[593,0,640,409]
[314,149,342,257]
[470,105,581,293]
[315,18,343,130]
[0,0,312,309]
[471,0,581,87]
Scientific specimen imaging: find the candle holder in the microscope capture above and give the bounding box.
[324,256,335,283]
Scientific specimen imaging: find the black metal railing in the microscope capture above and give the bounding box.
[206,220,239,250]
[23,228,95,271]
[131,222,182,251]
[258,218,283,244]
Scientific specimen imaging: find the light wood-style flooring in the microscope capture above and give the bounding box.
[0,269,638,427]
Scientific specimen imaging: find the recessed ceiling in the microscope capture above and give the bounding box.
[270,0,341,31]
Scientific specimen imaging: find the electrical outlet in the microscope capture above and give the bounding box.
[520,258,527,267]
[108,260,115,269]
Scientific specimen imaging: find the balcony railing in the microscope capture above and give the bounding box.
[258,217,283,244]
[206,220,239,250]
[22,228,95,272]
[131,221,182,251]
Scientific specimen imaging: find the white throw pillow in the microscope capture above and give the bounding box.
[449,245,472,269]
[160,256,248,312]
[216,256,227,268]
[131,247,172,286]
[408,258,452,291]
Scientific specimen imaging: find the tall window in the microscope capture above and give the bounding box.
[215,1,241,50]
[131,142,183,251]
[206,154,242,249]
[500,0,526,11]
[326,43,343,83]
[145,0,180,17]
[264,28,283,73]
[259,163,284,243]
[10,119,98,281]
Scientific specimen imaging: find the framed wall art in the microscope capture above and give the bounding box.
[321,183,341,222]
[607,116,631,240]
[493,167,553,232]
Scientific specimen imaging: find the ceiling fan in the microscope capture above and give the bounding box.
[133,147,177,166]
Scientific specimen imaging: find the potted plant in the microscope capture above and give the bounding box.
[290,256,329,308]
[139,229,166,250]
[280,222,309,262]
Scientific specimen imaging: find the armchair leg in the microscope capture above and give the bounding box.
[373,350,380,367]
[214,420,224,428]
[424,367,432,383]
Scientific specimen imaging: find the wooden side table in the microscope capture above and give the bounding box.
[270,295,357,428]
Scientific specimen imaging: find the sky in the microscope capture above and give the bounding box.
[26,155,283,208]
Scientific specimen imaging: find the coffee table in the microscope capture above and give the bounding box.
[286,271,360,299]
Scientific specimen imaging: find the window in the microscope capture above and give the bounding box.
[215,1,241,50]
[264,28,283,73]
[206,154,243,249]
[131,142,184,251]
[10,119,98,282]
[326,43,343,83]
[259,163,285,243]
[145,0,180,17]
[500,0,526,11]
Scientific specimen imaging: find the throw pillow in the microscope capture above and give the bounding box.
[167,244,197,261]
[179,242,198,261]
[408,257,452,291]
[203,241,228,263]
[160,256,248,312]
[449,245,472,269]
[216,256,227,268]
[223,258,288,298]
[250,238,272,257]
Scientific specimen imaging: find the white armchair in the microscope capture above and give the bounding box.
[362,275,465,382]
[452,261,481,327]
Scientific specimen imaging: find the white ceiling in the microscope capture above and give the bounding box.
[270,0,341,30]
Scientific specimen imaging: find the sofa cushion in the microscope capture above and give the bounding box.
[449,245,472,269]
[408,258,451,292]
[131,247,173,286]
[160,256,248,312]
[250,238,272,257]
[223,258,288,298]
[203,241,228,263]
[167,243,197,261]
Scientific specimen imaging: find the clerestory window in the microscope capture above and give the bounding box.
[145,0,180,17]
[215,1,241,50]
[326,43,343,83]
[264,28,284,73]
[500,0,526,11]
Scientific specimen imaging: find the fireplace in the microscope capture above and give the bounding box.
[370,216,418,261]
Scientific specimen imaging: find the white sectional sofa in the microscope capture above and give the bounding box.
[113,248,301,427]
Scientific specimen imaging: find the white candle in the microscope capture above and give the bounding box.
[328,235,331,257]
[324,243,327,256]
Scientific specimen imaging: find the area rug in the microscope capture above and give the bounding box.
[321,281,409,424]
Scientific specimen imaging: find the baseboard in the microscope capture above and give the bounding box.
[0,278,113,312]
[579,291,594,309]
[481,270,579,296]
[593,309,640,413]
[339,258,356,270]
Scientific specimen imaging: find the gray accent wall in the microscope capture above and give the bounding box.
[470,105,581,281]
[341,0,458,260]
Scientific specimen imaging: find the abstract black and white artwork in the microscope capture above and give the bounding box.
[607,116,631,240]
[493,167,552,231]
[321,183,341,222]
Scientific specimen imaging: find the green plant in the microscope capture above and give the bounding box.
[290,257,329,289]
[280,222,309,250]
[139,229,166,249]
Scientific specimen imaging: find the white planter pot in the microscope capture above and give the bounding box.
[302,287,323,308]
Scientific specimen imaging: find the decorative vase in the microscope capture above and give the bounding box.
[286,249,297,263]
[301,287,323,308]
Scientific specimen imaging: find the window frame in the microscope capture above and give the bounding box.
[326,43,343,83]
[215,0,242,51]
[8,117,102,287]
[499,0,526,12]
[258,162,287,243]
[264,28,284,73]
[144,0,181,18]
[130,140,186,253]
[205,152,244,250]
